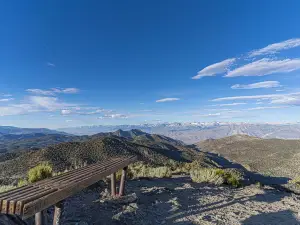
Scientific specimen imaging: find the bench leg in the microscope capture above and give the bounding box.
[119,167,127,196]
[35,211,45,225]
[111,172,116,196]
[53,201,64,225]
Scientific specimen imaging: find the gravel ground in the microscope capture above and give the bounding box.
[2,176,300,225]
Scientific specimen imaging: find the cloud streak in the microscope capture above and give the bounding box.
[225,58,300,77]
[98,114,128,119]
[249,38,300,57]
[156,98,180,103]
[0,98,14,102]
[26,88,79,96]
[212,92,300,106]
[192,58,236,79]
[231,81,281,89]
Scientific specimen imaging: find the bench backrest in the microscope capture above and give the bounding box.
[0,156,137,219]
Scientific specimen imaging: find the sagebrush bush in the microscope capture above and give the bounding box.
[116,162,172,179]
[28,163,53,183]
[190,168,225,185]
[0,185,16,193]
[17,179,29,187]
[190,168,242,187]
[289,176,300,186]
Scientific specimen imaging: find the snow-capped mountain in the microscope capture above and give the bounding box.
[59,122,300,144]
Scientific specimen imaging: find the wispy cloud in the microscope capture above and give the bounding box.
[212,102,247,107]
[192,58,236,79]
[212,92,300,106]
[26,88,79,96]
[225,58,300,77]
[246,106,288,111]
[98,114,128,119]
[47,62,56,67]
[194,113,221,117]
[249,38,300,57]
[231,81,281,89]
[0,96,77,117]
[0,98,14,102]
[156,98,180,103]
[1,94,12,97]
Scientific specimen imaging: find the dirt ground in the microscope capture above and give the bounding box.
[35,176,300,225]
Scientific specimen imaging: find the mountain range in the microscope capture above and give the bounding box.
[58,122,300,144]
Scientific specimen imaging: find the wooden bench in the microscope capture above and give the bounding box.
[0,156,137,225]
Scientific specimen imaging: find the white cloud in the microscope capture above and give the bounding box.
[65,120,73,122]
[194,113,221,117]
[1,94,12,97]
[249,38,300,57]
[246,106,287,111]
[213,102,247,107]
[26,88,79,96]
[28,96,70,111]
[98,114,128,119]
[212,92,300,106]
[192,58,236,79]
[0,98,14,102]
[61,109,72,115]
[156,98,180,103]
[231,81,281,89]
[47,62,56,67]
[226,58,300,77]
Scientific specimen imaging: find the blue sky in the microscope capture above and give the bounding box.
[1,0,300,128]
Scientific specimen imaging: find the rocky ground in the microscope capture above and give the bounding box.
[15,176,300,225]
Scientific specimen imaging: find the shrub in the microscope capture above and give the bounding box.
[289,176,300,187]
[0,185,16,193]
[190,168,225,185]
[190,168,242,187]
[28,163,53,183]
[223,170,241,188]
[119,162,172,179]
[18,179,29,187]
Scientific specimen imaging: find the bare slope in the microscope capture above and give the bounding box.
[197,135,300,179]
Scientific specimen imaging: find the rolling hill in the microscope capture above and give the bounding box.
[197,135,300,179]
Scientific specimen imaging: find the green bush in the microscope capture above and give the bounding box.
[289,176,300,187]
[190,168,225,185]
[17,179,29,187]
[190,168,242,187]
[28,163,53,183]
[0,185,16,193]
[118,162,172,179]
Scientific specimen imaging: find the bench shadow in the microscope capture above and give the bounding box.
[242,210,300,225]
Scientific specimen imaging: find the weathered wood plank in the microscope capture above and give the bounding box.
[111,173,116,196]
[22,156,136,219]
[53,201,64,225]
[119,167,127,196]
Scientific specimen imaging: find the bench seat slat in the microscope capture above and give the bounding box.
[22,156,136,219]
[0,156,137,220]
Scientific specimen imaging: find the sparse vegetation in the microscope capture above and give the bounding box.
[0,185,16,193]
[190,168,242,187]
[289,176,300,187]
[28,163,53,183]
[128,162,172,178]
[190,168,225,185]
[17,162,53,186]
[17,179,29,187]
